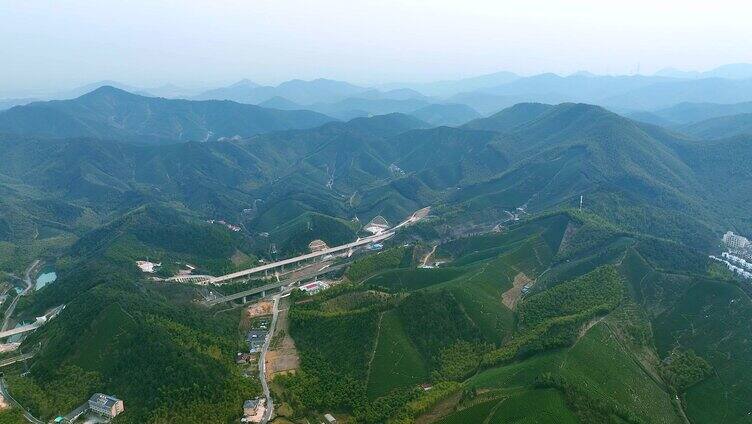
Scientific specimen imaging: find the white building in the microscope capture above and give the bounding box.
[723,231,750,251]
[299,281,329,295]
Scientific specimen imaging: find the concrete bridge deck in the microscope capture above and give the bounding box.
[0,304,64,339]
[205,264,346,306]
[209,207,429,285]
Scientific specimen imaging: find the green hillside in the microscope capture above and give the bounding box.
[462,102,554,132]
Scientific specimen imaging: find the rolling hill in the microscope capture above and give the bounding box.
[642,101,752,125]
[679,113,752,139]
[409,103,482,126]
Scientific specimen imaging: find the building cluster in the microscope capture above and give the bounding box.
[723,231,752,258]
[711,252,752,279]
[714,231,752,279]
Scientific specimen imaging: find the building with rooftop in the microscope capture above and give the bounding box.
[243,397,266,423]
[244,398,260,416]
[88,393,124,418]
[300,280,329,295]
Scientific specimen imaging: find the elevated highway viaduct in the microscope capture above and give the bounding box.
[207,206,429,285]
[205,263,347,306]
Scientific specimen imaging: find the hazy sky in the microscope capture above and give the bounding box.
[2,0,751,93]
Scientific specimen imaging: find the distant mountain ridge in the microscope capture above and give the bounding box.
[655,63,752,80]
[636,101,752,125]
[679,113,752,139]
[194,78,368,105]
[0,86,336,144]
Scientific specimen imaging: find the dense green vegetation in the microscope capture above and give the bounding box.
[660,350,713,393]
[0,408,26,424]
[397,291,481,367]
[366,267,467,292]
[278,211,728,422]
[346,246,412,282]
[68,204,256,276]
[279,289,384,419]
[366,310,428,399]
[8,271,257,423]
[517,266,624,328]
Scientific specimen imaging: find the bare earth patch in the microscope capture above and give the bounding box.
[247,301,273,317]
[502,272,532,310]
[240,301,274,330]
[266,298,300,379]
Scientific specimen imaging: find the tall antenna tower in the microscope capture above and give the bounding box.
[579,195,583,212]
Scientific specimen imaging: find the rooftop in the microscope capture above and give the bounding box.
[88,393,121,408]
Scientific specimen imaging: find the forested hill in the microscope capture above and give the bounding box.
[0,86,335,144]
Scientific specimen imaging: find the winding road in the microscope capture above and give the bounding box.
[0,378,43,424]
[2,260,40,332]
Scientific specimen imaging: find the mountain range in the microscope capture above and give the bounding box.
[2,88,752,423]
[7,63,752,124]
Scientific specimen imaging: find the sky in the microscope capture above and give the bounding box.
[2,0,751,94]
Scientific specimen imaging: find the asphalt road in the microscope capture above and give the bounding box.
[0,351,35,368]
[259,294,281,424]
[2,260,39,332]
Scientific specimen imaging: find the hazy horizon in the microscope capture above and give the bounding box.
[3,0,752,95]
